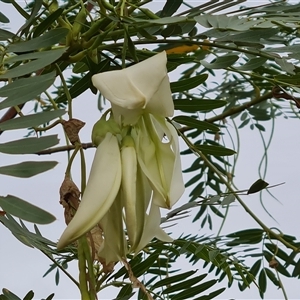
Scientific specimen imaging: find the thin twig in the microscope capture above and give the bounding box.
[179,91,273,133]
[35,142,94,155]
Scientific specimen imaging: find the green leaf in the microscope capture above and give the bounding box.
[23,291,34,300]
[250,259,261,278]
[0,135,59,154]
[227,228,264,238]
[275,58,295,74]
[196,144,236,156]
[44,293,54,300]
[254,123,265,131]
[1,289,20,300]
[193,287,226,300]
[171,279,218,300]
[0,48,67,79]
[18,0,43,34]
[161,0,183,17]
[275,74,300,85]
[161,24,182,38]
[0,71,56,110]
[152,270,197,289]
[8,28,70,52]
[131,16,187,25]
[174,99,226,112]
[236,57,267,71]
[5,49,66,63]
[124,27,138,62]
[221,194,235,205]
[259,269,267,294]
[130,251,160,277]
[173,116,219,132]
[0,215,33,248]
[264,268,280,287]
[171,74,208,93]
[0,109,65,131]
[162,274,207,294]
[115,284,134,300]
[0,28,15,41]
[0,195,56,224]
[55,269,60,285]
[292,259,300,277]
[56,59,110,103]
[200,55,239,69]
[247,179,269,194]
[0,161,58,178]
[0,11,9,23]
[195,14,259,31]
[33,8,64,38]
[217,28,279,43]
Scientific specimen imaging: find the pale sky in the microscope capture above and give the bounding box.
[0,1,300,299]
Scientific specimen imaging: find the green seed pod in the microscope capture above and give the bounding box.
[72,7,87,39]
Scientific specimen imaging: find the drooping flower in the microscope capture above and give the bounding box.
[91,51,174,125]
[57,51,185,264]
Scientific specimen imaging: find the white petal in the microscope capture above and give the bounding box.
[156,117,185,207]
[92,71,145,110]
[57,133,121,249]
[145,75,174,118]
[98,192,127,264]
[92,52,174,124]
[134,202,173,254]
[121,136,138,244]
[135,115,184,208]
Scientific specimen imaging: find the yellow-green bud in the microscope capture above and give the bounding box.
[122,135,135,148]
[92,117,120,146]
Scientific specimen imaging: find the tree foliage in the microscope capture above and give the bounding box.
[1,0,300,299]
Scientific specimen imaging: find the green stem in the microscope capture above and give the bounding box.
[99,38,277,61]
[41,251,79,287]
[65,144,81,177]
[78,239,91,300]
[275,269,289,300]
[179,91,273,134]
[79,146,87,194]
[34,119,62,132]
[82,236,97,299]
[55,64,73,119]
[216,119,240,238]
[44,90,71,161]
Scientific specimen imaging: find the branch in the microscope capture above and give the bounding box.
[36,142,94,155]
[179,91,274,133]
[0,104,25,135]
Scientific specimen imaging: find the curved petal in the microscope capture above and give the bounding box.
[134,202,173,254]
[98,192,127,264]
[145,75,174,118]
[155,116,185,207]
[57,133,121,249]
[121,136,138,244]
[92,70,145,110]
[92,52,174,124]
[135,115,184,208]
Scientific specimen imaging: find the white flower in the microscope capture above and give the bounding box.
[92,52,174,125]
[57,132,121,249]
[57,52,185,264]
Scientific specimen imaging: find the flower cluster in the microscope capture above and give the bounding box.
[57,52,185,264]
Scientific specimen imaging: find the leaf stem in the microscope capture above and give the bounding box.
[55,64,73,119]
[41,251,79,287]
